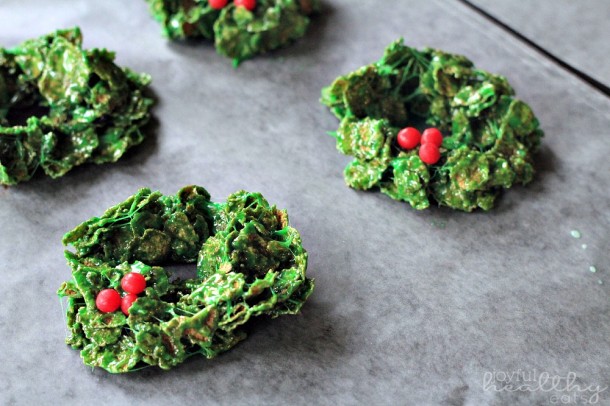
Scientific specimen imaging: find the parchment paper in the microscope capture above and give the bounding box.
[1,1,609,405]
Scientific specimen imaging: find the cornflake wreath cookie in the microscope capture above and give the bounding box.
[321,39,544,212]
[58,185,313,373]
[0,28,153,185]
[145,0,320,65]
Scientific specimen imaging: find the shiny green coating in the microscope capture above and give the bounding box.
[58,186,313,373]
[321,39,544,211]
[0,28,153,185]
[145,0,320,65]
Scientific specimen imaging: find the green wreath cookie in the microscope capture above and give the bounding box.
[58,186,313,373]
[0,28,153,185]
[321,39,544,212]
[145,0,320,65]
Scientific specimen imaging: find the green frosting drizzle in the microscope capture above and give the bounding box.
[0,28,153,185]
[58,185,313,373]
[145,0,320,65]
[321,39,544,212]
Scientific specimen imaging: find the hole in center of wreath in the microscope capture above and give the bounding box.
[4,103,50,126]
[164,264,198,282]
[0,75,50,127]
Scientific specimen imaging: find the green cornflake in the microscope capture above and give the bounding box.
[320,39,544,212]
[570,230,582,239]
[589,266,597,273]
[145,0,320,65]
[58,185,313,373]
[0,28,154,185]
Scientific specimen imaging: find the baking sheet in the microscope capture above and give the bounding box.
[468,0,610,87]
[1,1,609,405]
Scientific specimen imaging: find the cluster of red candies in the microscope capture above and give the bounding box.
[95,272,147,315]
[396,127,444,165]
[209,0,256,11]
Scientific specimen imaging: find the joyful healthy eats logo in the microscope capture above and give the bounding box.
[483,370,607,404]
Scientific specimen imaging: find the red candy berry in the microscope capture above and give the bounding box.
[419,143,441,165]
[421,128,443,147]
[121,293,138,316]
[234,0,256,11]
[96,289,121,313]
[208,0,228,9]
[121,272,147,295]
[397,127,421,150]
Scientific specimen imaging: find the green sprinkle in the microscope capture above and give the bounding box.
[570,230,581,239]
[598,280,603,285]
[431,220,446,229]
[582,244,587,250]
[589,266,597,273]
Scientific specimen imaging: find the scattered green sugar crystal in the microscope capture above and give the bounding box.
[145,0,321,65]
[582,244,587,250]
[321,39,544,212]
[58,185,313,373]
[589,266,597,273]
[0,28,153,185]
[431,220,446,229]
[570,230,582,239]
